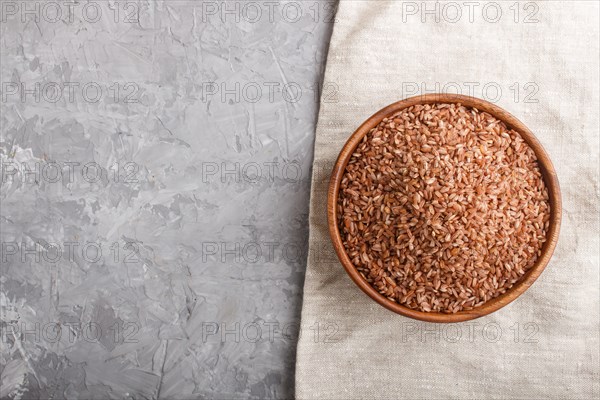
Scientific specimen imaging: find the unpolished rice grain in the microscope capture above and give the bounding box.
[338,103,550,313]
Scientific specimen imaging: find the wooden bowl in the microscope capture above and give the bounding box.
[327,93,561,323]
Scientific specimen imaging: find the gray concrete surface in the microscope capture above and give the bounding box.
[0,1,335,398]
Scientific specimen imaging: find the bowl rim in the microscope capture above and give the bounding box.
[327,93,562,323]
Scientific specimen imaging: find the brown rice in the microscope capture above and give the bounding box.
[338,103,550,313]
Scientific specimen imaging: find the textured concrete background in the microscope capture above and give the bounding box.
[0,1,335,398]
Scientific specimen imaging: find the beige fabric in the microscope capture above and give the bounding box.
[296,1,599,398]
